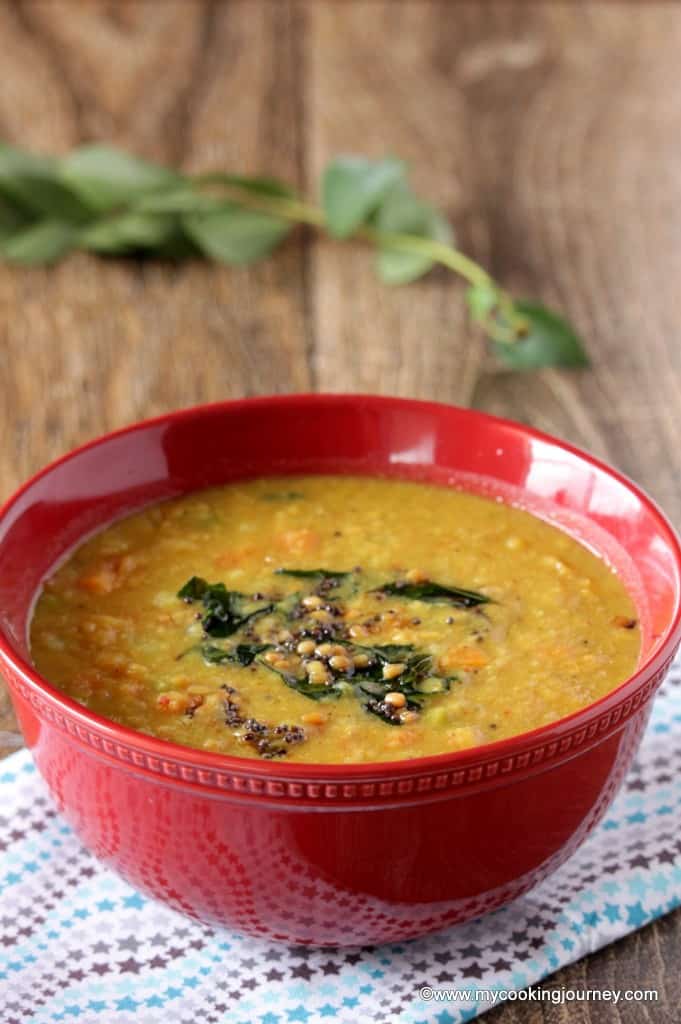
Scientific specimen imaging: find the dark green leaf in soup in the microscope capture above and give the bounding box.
[351,652,430,725]
[200,643,231,664]
[273,590,307,620]
[257,657,344,701]
[177,576,210,601]
[376,579,489,608]
[177,577,273,637]
[350,647,449,724]
[204,598,273,638]
[282,677,344,701]
[232,643,271,666]
[274,568,351,581]
[353,643,416,664]
[192,584,238,635]
[353,649,433,694]
[201,642,271,666]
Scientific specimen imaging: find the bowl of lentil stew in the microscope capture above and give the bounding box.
[0,394,679,945]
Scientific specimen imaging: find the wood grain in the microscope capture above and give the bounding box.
[0,1,679,1017]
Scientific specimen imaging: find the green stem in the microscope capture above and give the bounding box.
[193,173,527,344]
[195,174,494,290]
[358,224,492,288]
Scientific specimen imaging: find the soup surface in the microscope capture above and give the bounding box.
[31,476,640,763]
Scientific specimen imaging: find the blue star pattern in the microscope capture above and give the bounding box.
[1,663,681,1024]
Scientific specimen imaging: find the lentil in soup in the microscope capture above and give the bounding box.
[30,476,640,763]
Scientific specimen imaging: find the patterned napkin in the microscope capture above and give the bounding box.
[1,658,681,1024]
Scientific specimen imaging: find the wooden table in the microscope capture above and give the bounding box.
[1,2,680,1019]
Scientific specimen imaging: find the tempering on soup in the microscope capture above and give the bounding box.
[30,476,640,763]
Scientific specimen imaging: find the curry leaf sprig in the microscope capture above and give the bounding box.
[0,142,588,370]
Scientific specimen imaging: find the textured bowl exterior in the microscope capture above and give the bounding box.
[1,395,680,945]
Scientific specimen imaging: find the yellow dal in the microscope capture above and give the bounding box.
[30,476,640,763]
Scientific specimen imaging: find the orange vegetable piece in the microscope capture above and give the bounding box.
[78,563,118,594]
[278,528,320,555]
[439,645,489,671]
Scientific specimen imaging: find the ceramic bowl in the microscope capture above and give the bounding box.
[1,395,679,945]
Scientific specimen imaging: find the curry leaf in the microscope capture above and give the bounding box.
[322,156,405,238]
[233,643,271,665]
[375,182,453,284]
[183,205,291,264]
[346,645,450,725]
[200,644,231,664]
[60,145,179,212]
[79,212,178,253]
[201,642,270,666]
[353,650,433,694]
[0,144,55,198]
[0,192,27,240]
[209,174,296,199]
[377,580,490,608]
[274,568,350,580]
[1,220,76,265]
[177,576,210,601]
[133,187,219,215]
[352,643,416,663]
[0,144,90,221]
[258,658,344,701]
[352,651,435,724]
[493,301,589,370]
[177,577,273,638]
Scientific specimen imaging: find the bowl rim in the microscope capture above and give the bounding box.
[1,392,680,795]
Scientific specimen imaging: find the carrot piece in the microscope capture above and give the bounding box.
[278,528,320,554]
[78,563,117,594]
[214,545,257,568]
[439,645,489,671]
[612,615,637,629]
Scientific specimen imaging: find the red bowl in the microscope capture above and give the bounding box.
[1,394,680,947]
